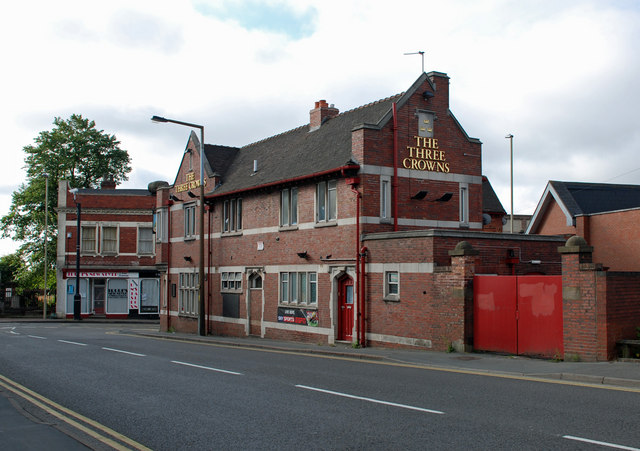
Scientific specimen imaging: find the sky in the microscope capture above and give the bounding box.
[1,0,640,256]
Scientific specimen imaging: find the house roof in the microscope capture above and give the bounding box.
[527,180,640,233]
[205,94,401,197]
[482,176,506,214]
[202,72,480,198]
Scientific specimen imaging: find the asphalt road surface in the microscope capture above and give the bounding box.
[1,323,639,450]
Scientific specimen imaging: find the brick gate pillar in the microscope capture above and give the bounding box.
[558,235,608,361]
[449,241,479,352]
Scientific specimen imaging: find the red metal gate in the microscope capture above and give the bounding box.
[473,275,563,358]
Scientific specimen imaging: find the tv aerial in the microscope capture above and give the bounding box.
[404,51,425,73]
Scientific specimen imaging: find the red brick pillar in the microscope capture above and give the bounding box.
[448,241,479,352]
[559,236,608,361]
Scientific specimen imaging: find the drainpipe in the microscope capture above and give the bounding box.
[392,103,399,231]
[349,183,361,345]
[359,246,368,347]
[166,199,173,332]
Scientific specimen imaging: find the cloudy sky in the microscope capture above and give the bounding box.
[2,0,639,255]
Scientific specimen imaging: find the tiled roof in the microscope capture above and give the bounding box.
[205,94,402,196]
[482,176,506,214]
[549,180,640,215]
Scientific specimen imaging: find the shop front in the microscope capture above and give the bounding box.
[63,270,159,318]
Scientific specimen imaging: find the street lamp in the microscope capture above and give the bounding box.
[69,188,82,320]
[151,115,206,336]
[43,173,49,319]
[505,134,514,233]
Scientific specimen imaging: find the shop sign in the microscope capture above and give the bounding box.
[403,136,450,173]
[129,279,139,310]
[66,271,129,278]
[175,171,206,193]
[277,307,318,327]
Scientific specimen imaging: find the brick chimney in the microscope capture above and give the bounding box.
[100,177,117,190]
[309,100,339,131]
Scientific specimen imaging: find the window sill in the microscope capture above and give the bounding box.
[178,313,198,318]
[221,289,243,294]
[279,225,299,232]
[314,221,337,229]
[184,236,196,242]
[383,295,400,303]
[221,231,243,237]
[380,217,393,224]
[278,304,317,309]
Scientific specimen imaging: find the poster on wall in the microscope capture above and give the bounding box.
[129,279,139,310]
[277,307,318,327]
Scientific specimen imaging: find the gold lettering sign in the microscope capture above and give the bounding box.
[175,172,207,193]
[403,136,450,173]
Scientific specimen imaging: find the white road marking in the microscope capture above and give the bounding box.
[58,340,87,346]
[102,347,146,357]
[27,335,46,339]
[171,360,242,375]
[296,385,445,415]
[563,435,640,450]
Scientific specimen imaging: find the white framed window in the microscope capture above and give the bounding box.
[179,271,198,316]
[81,225,97,254]
[154,207,168,243]
[384,271,399,300]
[280,188,298,227]
[221,271,242,292]
[184,203,196,239]
[138,227,154,255]
[316,180,337,223]
[380,176,391,220]
[223,198,242,233]
[101,225,118,255]
[459,184,469,226]
[279,272,317,305]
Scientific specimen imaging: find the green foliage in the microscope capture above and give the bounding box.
[0,114,131,293]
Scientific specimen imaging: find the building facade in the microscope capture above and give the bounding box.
[56,179,160,318]
[158,72,511,347]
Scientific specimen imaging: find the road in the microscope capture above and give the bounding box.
[1,322,639,450]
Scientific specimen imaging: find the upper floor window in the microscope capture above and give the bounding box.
[316,180,337,223]
[223,198,242,233]
[154,208,167,243]
[280,188,298,227]
[101,225,118,255]
[81,225,97,254]
[380,176,391,220]
[138,227,154,255]
[459,184,469,226]
[184,203,196,239]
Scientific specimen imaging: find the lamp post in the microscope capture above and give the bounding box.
[43,173,49,319]
[151,115,206,336]
[69,188,82,320]
[505,134,514,233]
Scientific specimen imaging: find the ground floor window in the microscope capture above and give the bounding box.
[179,272,198,316]
[384,271,399,301]
[106,279,128,314]
[280,272,317,305]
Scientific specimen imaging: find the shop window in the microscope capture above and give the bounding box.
[280,272,317,305]
[101,225,118,255]
[221,272,242,292]
[384,271,399,301]
[184,203,196,239]
[316,180,337,223]
[106,279,128,314]
[223,198,242,233]
[138,227,154,255]
[280,188,298,227]
[179,272,198,316]
[81,225,97,254]
[140,279,159,314]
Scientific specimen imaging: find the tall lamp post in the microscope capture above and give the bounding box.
[505,134,514,233]
[43,173,49,319]
[151,115,206,336]
[69,188,82,320]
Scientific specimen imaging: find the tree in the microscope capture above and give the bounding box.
[0,114,132,294]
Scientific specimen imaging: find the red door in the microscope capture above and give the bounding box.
[338,276,354,341]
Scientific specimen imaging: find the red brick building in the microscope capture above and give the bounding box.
[527,181,640,271]
[55,179,160,318]
[156,71,543,349]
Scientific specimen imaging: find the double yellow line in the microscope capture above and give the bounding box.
[0,374,150,451]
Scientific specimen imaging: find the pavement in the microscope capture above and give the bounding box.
[2,317,640,449]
